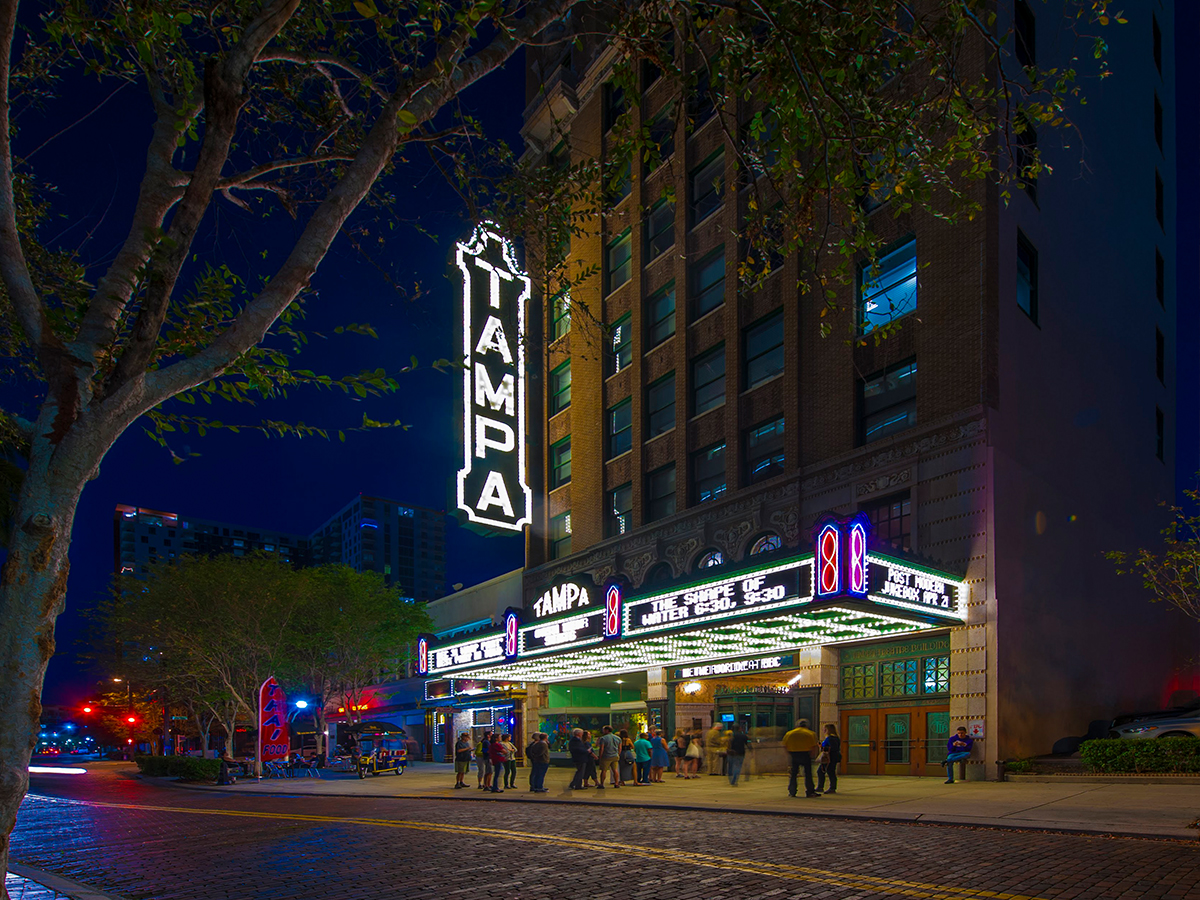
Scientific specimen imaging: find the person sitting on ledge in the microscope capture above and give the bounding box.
[945,727,974,783]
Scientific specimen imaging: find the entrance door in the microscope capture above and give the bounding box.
[840,706,949,776]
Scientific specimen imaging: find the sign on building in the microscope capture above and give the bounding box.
[455,222,532,533]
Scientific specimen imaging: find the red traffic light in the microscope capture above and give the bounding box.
[82,706,92,714]
[126,716,137,724]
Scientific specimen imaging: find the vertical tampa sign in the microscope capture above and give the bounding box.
[456,222,532,532]
[257,677,289,762]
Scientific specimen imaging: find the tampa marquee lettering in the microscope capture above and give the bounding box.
[533,581,590,619]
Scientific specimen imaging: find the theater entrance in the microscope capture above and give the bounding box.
[840,706,950,776]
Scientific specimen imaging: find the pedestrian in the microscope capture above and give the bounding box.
[488,731,507,792]
[649,727,670,782]
[944,726,974,783]
[633,731,653,784]
[705,722,724,776]
[580,730,600,787]
[597,725,622,788]
[568,728,588,789]
[783,718,821,798]
[501,733,518,788]
[684,728,703,778]
[817,723,840,795]
[673,729,688,777]
[453,732,473,789]
[476,731,492,790]
[527,732,550,793]
[618,730,637,786]
[726,723,751,786]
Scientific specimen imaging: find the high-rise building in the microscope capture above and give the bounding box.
[114,494,446,602]
[416,2,1199,777]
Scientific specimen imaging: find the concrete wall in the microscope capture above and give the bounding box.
[425,568,523,634]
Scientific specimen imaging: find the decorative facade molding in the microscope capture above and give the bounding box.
[665,537,701,573]
[713,519,753,557]
[856,467,912,498]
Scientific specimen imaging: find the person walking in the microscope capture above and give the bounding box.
[633,731,653,784]
[649,727,670,782]
[526,732,550,793]
[580,730,600,787]
[705,722,724,776]
[726,724,750,786]
[476,731,493,790]
[453,732,473,789]
[618,730,636,786]
[944,726,974,783]
[597,725,622,788]
[783,718,821,798]
[501,733,518,788]
[672,729,688,777]
[488,732,507,792]
[568,728,588,790]
[684,728,703,778]
[817,723,841,795]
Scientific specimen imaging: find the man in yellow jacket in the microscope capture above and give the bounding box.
[783,719,821,798]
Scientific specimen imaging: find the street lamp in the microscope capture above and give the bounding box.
[294,700,309,710]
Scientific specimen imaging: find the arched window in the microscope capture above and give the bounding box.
[696,549,725,570]
[645,562,674,586]
[749,533,782,556]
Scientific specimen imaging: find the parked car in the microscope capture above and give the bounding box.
[1111,698,1200,729]
[1109,705,1200,739]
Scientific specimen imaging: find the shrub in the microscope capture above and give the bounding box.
[1080,737,1200,774]
[1004,758,1033,774]
[134,755,222,781]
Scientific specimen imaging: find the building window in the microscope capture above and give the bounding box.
[551,291,570,340]
[646,464,676,522]
[647,373,676,437]
[749,533,781,555]
[842,664,875,700]
[609,315,632,375]
[924,656,950,694]
[860,359,917,444]
[692,345,726,415]
[646,200,675,260]
[1156,249,1165,306]
[550,437,571,489]
[1156,407,1165,461]
[1016,231,1038,323]
[1156,328,1165,384]
[688,68,715,128]
[1014,0,1035,68]
[606,230,632,293]
[697,549,724,569]
[861,491,911,553]
[550,512,572,559]
[604,81,626,132]
[880,659,919,697]
[1152,14,1161,76]
[690,150,724,225]
[744,309,784,389]
[608,483,633,537]
[1155,169,1164,228]
[608,399,632,458]
[605,159,632,208]
[1154,93,1163,153]
[550,360,571,414]
[647,282,676,347]
[859,238,917,335]
[692,441,727,503]
[691,247,725,319]
[649,107,675,165]
[745,416,785,484]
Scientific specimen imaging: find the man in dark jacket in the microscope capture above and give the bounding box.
[526,732,551,792]
[944,727,974,783]
[567,728,588,790]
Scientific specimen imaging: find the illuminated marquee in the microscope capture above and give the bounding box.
[868,560,963,615]
[816,522,841,597]
[430,633,506,674]
[604,584,622,639]
[456,222,532,532]
[532,580,591,619]
[676,656,789,679]
[523,609,606,654]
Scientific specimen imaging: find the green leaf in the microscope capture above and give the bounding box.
[397,109,418,125]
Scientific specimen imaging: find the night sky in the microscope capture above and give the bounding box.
[17,33,529,705]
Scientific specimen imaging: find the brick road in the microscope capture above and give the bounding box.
[11,767,1200,900]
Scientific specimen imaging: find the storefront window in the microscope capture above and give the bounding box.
[923,656,950,694]
[880,659,919,697]
[841,664,875,700]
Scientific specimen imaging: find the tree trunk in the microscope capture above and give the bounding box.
[0,448,88,894]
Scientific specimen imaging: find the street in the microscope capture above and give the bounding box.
[10,765,1200,899]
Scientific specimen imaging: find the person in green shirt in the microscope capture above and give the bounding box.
[633,732,653,785]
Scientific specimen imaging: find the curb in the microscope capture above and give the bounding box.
[1007,773,1200,784]
[161,779,1200,843]
[8,863,129,900]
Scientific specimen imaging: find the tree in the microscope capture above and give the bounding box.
[1107,486,1200,624]
[0,0,1116,883]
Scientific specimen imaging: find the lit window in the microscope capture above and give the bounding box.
[697,549,724,569]
[551,291,570,340]
[647,373,676,437]
[692,442,726,503]
[691,247,725,319]
[550,437,571,489]
[550,512,572,559]
[608,399,632,458]
[550,361,571,414]
[860,359,917,443]
[608,483,633,537]
[610,315,632,375]
[647,283,676,347]
[691,150,724,225]
[859,239,916,335]
[692,345,725,415]
[606,231,632,293]
[646,200,675,259]
[923,656,950,694]
[745,416,784,484]
[647,465,676,522]
[1016,232,1038,323]
[880,659,919,697]
[749,534,781,555]
[744,310,784,389]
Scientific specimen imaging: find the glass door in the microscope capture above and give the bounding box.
[882,713,912,775]
[844,714,873,775]
[841,707,950,776]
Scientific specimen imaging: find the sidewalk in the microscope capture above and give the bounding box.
[191,761,1200,840]
[5,865,124,900]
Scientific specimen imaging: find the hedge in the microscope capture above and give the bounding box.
[1080,738,1200,774]
[134,755,223,781]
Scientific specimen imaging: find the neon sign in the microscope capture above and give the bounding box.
[455,222,532,532]
[504,610,520,659]
[848,515,868,597]
[532,580,592,620]
[604,584,622,639]
[417,635,431,675]
[816,522,841,597]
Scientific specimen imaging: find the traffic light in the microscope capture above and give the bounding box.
[126,715,137,725]
[82,706,92,714]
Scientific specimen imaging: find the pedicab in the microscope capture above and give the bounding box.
[348,721,408,778]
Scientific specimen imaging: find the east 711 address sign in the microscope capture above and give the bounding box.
[456,223,532,532]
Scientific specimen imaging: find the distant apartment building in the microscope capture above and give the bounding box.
[114,494,447,602]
